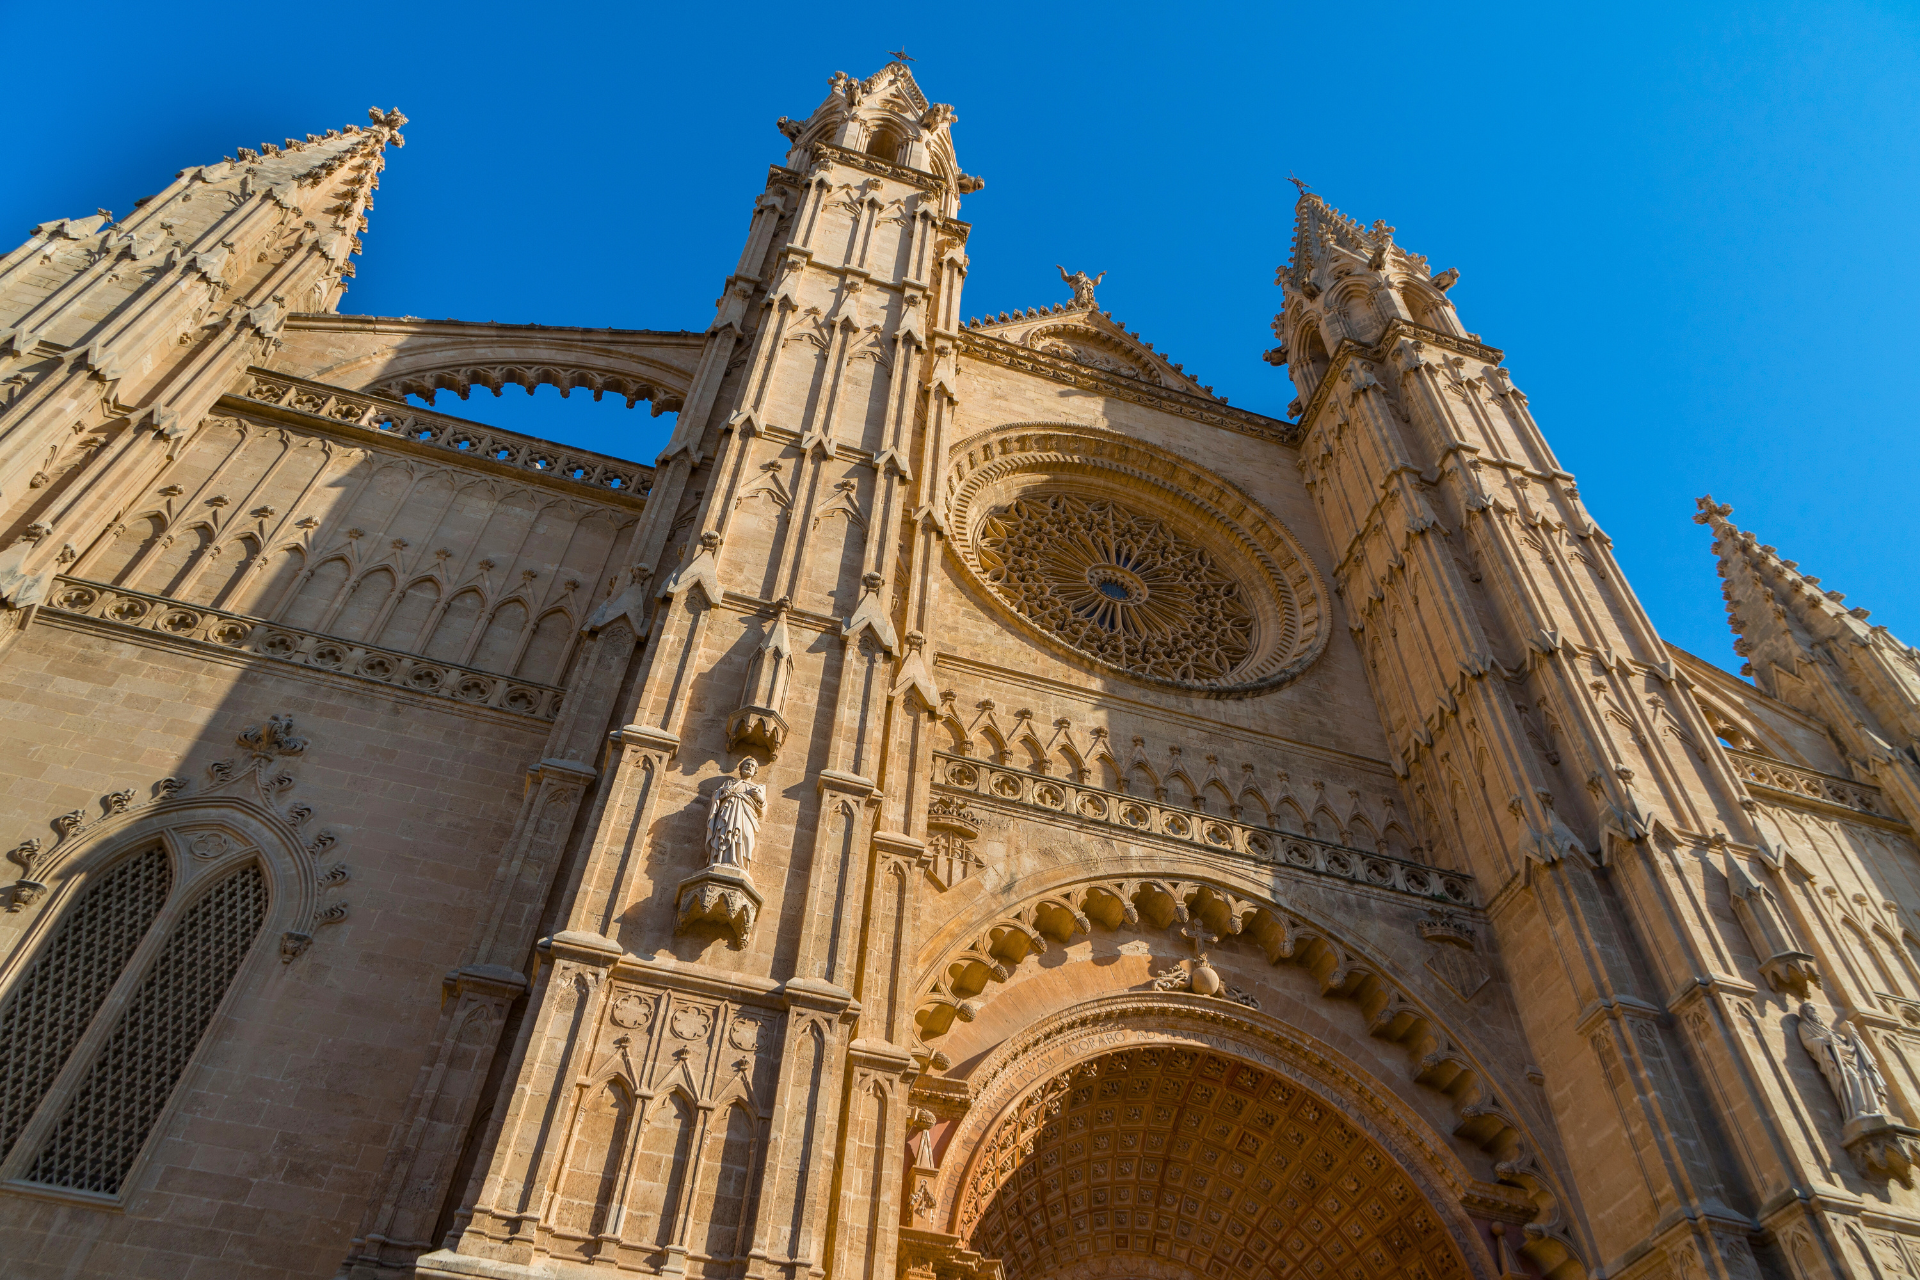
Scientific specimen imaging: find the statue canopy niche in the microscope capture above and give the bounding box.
[673,759,768,950]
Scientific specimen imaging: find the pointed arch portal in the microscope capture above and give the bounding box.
[931,1002,1493,1280]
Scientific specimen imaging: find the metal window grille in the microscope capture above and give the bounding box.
[0,845,172,1164]
[27,863,266,1194]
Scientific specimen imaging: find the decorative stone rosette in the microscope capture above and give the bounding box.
[943,425,1330,696]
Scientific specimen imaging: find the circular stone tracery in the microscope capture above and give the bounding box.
[945,426,1332,697]
[978,494,1256,685]
[962,1046,1468,1280]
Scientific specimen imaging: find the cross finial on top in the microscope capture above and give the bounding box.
[888,48,916,63]
[1287,172,1311,195]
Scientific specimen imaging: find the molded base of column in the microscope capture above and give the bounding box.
[414,1248,593,1280]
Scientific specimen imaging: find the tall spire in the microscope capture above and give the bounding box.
[1695,495,1920,767]
[1270,188,1463,417]
[0,107,407,612]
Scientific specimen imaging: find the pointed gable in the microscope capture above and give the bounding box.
[962,294,1220,399]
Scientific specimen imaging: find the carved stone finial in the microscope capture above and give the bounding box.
[237,714,309,763]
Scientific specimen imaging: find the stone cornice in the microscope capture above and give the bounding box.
[811,141,945,194]
[42,576,565,723]
[1729,749,1911,831]
[956,329,1300,446]
[283,313,704,347]
[931,751,1473,907]
[1297,319,1504,433]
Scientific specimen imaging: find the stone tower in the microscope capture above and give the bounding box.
[3,62,1920,1280]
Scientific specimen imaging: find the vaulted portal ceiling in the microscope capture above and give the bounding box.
[961,1046,1469,1280]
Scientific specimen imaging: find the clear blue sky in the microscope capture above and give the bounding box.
[7,1,1915,678]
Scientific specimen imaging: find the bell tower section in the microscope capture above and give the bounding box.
[1277,190,1901,1280]
[407,62,980,1280]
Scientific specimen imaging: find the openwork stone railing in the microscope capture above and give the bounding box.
[931,751,1472,906]
[235,370,653,498]
[1727,749,1894,821]
[1875,992,1920,1029]
[46,578,563,721]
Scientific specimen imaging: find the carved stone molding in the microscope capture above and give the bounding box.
[232,369,654,502]
[675,864,763,950]
[924,796,983,891]
[46,577,564,722]
[932,751,1469,906]
[932,996,1549,1280]
[1728,749,1903,827]
[3,714,349,956]
[1420,910,1490,1002]
[956,330,1298,445]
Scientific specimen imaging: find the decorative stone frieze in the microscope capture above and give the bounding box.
[932,751,1471,905]
[45,578,564,720]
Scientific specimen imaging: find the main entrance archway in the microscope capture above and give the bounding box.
[926,997,1505,1280]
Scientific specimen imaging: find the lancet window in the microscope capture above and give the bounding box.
[0,840,269,1198]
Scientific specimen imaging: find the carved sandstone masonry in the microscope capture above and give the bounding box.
[1282,191,1897,1279]
[14,57,1920,1280]
[412,61,975,1280]
[0,111,408,627]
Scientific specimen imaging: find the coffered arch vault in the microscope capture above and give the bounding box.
[950,1035,1476,1280]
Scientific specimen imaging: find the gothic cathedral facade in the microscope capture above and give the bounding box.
[2,60,1919,1280]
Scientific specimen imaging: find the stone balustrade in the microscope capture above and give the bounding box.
[1727,748,1895,821]
[235,370,653,498]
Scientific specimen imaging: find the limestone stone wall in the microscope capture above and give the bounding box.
[0,619,545,1277]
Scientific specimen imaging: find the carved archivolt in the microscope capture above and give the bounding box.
[944,426,1330,697]
[957,1039,1475,1280]
[912,876,1583,1280]
[3,714,348,956]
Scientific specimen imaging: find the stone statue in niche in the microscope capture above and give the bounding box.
[706,759,766,868]
[1798,1001,1920,1184]
[1799,1002,1890,1123]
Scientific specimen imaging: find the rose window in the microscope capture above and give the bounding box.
[944,426,1330,696]
[975,494,1256,685]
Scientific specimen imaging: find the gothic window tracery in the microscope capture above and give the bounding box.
[975,493,1256,686]
[0,846,171,1165]
[0,837,271,1199]
[945,428,1330,697]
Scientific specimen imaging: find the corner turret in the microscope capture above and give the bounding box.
[774,62,982,214]
[1695,496,1920,809]
[1270,189,1464,415]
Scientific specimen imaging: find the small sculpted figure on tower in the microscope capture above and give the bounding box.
[1056,265,1106,308]
[706,758,765,869]
[1798,1002,1891,1124]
